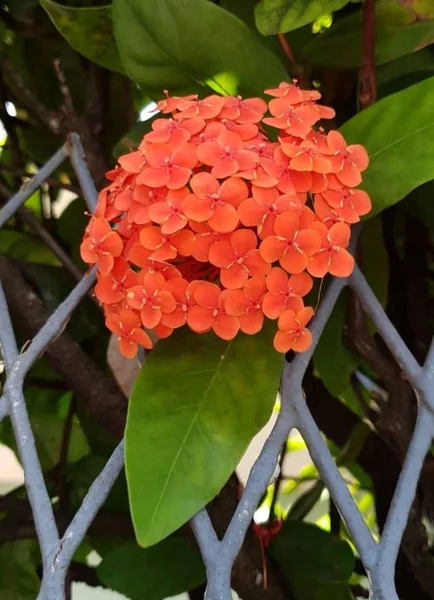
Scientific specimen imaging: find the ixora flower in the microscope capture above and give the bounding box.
[80,82,371,359]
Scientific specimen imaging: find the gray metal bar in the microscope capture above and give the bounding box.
[0,144,68,228]
[68,133,99,212]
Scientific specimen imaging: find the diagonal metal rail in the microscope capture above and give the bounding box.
[0,135,432,600]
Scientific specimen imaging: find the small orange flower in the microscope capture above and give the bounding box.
[187,282,239,340]
[259,210,321,274]
[182,172,248,233]
[220,96,267,124]
[238,187,302,239]
[147,187,190,234]
[139,226,194,261]
[261,147,312,194]
[224,277,267,334]
[106,309,153,359]
[80,218,123,276]
[143,116,205,145]
[265,81,321,103]
[280,138,332,174]
[161,278,199,329]
[263,98,319,137]
[209,229,270,289]
[138,143,198,189]
[175,94,225,120]
[319,187,372,223]
[126,271,176,328]
[95,257,137,305]
[308,222,354,278]
[327,131,369,187]
[274,307,314,353]
[263,268,312,319]
[197,130,257,178]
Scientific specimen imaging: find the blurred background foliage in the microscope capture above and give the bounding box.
[0,1,434,599]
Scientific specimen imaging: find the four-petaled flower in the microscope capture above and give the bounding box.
[209,229,270,289]
[106,309,153,359]
[274,307,314,353]
[308,222,354,278]
[80,217,123,276]
[187,282,239,340]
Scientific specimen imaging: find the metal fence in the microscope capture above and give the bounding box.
[0,135,432,600]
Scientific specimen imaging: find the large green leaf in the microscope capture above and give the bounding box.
[255,0,351,35]
[40,0,124,73]
[340,76,434,216]
[126,326,281,547]
[301,2,434,68]
[113,0,287,97]
[270,521,354,599]
[0,542,40,600]
[98,538,206,600]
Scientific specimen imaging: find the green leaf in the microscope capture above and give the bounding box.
[270,521,355,583]
[126,325,281,547]
[314,288,359,401]
[40,0,124,73]
[377,48,434,98]
[98,538,206,600]
[0,542,40,600]
[301,3,434,68]
[1,388,89,470]
[340,77,434,216]
[254,0,351,35]
[113,0,287,97]
[0,231,60,266]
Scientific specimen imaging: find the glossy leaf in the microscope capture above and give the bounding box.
[0,542,40,600]
[255,0,351,35]
[98,538,206,599]
[340,77,434,216]
[40,0,124,73]
[125,326,281,547]
[377,48,434,98]
[270,520,355,583]
[113,0,287,97]
[301,3,434,68]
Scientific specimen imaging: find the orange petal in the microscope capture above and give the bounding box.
[220,263,249,289]
[119,338,139,359]
[259,237,286,263]
[98,254,114,277]
[231,229,257,257]
[213,313,240,340]
[238,199,266,227]
[172,229,194,256]
[292,329,312,353]
[209,240,235,268]
[273,330,295,353]
[132,328,153,349]
[140,227,163,250]
[296,306,314,327]
[328,222,351,247]
[244,276,267,302]
[307,252,329,278]
[208,203,239,233]
[190,171,220,196]
[262,293,287,320]
[296,229,321,257]
[290,272,313,296]
[278,309,297,331]
[224,290,248,316]
[244,251,271,277]
[182,194,213,222]
[266,267,288,294]
[329,249,354,277]
[140,305,162,329]
[239,311,263,335]
[280,248,307,274]
[219,177,249,207]
[274,211,298,239]
[194,281,221,308]
[187,306,214,332]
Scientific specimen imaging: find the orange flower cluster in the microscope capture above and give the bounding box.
[81,81,371,359]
